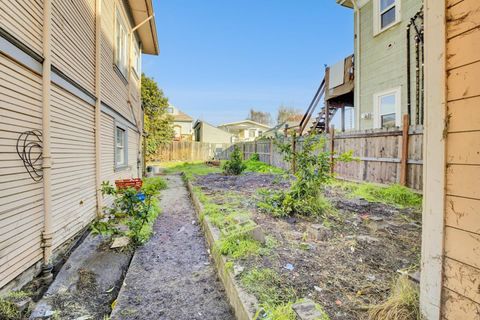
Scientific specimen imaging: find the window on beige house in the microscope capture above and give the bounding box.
[115,125,128,168]
[115,8,128,77]
[249,129,256,138]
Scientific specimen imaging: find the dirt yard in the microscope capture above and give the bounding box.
[192,172,422,320]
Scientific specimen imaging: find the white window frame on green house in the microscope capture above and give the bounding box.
[373,0,401,36]
[114,7,128,77]
[373,87,401,129]
[132,40,142,78]
[114,123,128,170]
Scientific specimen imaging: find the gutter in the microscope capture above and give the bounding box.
[41,0,54,282]
[95,0,103,217]
[351,0,361,130]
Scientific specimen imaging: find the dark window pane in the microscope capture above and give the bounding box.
[381,113,396,128]
[381,7,396,29]
[381,0,395,11]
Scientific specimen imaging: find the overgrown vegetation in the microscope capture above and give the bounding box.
[223,145,246,175]
[0,291,30,320]
[244,155,284,175]
[330,180,422,209]
[142,74,174,160]
[258,134,352,218]
[93,177,167,245]
[163,162,223,180]
[368,276,421,320]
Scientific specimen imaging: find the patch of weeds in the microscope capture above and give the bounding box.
[368,276,420,320]
[218,233,261,259]
[0,291,31,320]
[244,159,284,175]
[351,183,422,209]
[223,145,246,175]
[255,302,297,320]
[164,162,222,180]
[241,268,296,307]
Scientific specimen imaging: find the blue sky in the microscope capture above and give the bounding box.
[143,0,354,126]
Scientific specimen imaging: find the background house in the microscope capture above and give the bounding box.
[0,0,157,291]
[337,0,424,130]
[167,105,194,141]
[193,120,233,144]
[218,120,271,142]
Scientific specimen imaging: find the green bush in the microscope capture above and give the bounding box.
[250,153,260,161]
[223,145,246,175]
[95,177,167,245]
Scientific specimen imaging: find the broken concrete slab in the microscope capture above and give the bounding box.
[111,236,130,249]
[292,299,330,320]
[30,233,131,320]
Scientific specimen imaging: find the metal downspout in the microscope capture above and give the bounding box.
[351,0,361,130]
[95,0,103,216]
[41,0,53,281]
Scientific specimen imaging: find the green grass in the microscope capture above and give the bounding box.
[244,159,285,174]
[241,268,296,307]
[330,180,422,209]
[163,162,223,180]
[0,291,31,320]
[218,234,261,259]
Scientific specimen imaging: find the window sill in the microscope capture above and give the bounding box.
[373,19,401,37]
[113,64,128,85]
[114,165,129,172]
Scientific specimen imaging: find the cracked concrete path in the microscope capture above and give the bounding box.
[111,174,234,320]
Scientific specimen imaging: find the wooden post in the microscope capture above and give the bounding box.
[325,103,330,133]
[242,143,246,160]
[341,105,345,132]
[269,139,273,165]
[292,132,297,174]
[400,114,410,186]
[330,125,335,175]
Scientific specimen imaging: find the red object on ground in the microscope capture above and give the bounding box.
[115,178,143,190]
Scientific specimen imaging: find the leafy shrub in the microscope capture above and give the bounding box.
[96,177,167,245]
[259,134,351,217]
[250,153,260,161]
[223,145,246,175]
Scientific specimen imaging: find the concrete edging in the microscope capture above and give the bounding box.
[183,174,258,320]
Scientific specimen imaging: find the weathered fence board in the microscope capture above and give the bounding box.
[218,126,423,190]
[150,142,231,162]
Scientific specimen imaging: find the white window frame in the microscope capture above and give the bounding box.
[114,7,128,77]
[132,40,142,78]
[373,0,401,36]
[373,87,402,128]
[115,123,128,169]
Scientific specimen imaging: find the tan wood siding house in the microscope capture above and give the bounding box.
[422,0,480,318]
[0,0,159,291]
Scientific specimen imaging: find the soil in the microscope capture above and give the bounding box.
[193,172,422,320]
[111,175,234,320]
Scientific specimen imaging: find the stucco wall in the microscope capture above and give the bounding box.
[200,122,233,144]
[356,0,423,129]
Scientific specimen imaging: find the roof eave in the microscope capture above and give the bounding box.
[128,0,159,55]
[336,0,354,9]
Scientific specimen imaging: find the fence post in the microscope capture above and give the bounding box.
[292,132,297,174]
[242,143,246,160]
[400,114,410,186]
[330,125,335,175]
[269,139,273,165]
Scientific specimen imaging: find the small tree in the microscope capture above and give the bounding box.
[223,145,246,175]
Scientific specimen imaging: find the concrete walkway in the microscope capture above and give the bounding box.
[111,175,234,320]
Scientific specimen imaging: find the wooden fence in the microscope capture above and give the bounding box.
[150,141,231,162]
[218,124,424,190]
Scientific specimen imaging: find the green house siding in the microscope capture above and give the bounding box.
[355,0,423,129]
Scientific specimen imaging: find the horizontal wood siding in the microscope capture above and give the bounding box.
[100,0,134,123]
[50,85,96,249]
[51,0,96,94]
[443,0,480,317]
[100,112,138,207]
[0,54,44,288]
[0,0,43,55]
